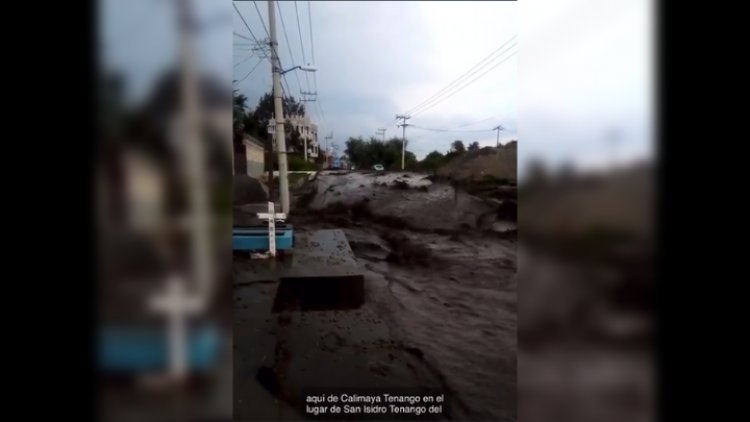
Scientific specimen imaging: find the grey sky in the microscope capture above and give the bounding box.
[519,0,654,174]
[100,0,653,169]
[233,1,518,159]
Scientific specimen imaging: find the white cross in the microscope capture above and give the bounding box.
[256,202,286,257]
[148,275,205,379]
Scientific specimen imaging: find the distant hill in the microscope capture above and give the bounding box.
[437,142,517,181]
[521,161,654,242]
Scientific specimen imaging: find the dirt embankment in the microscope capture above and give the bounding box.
[437,143,517,183]
[294,171,516,238]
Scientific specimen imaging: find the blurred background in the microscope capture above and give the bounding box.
[97,0,232,421]
[518,1,655,422]
[95,0,655,421]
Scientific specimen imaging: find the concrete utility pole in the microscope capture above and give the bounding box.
[150,0,211,381]
[268,0,290,214]
[325,132,333,152]
[303,132,308,163]
[396,115,410,170]
[178,0,212,301]
[324,132,333,167]
[493,125,504,147]
[376,128,386,142]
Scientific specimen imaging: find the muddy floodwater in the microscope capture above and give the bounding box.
[234,171,517,421]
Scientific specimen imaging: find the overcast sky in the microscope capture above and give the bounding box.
[100,0,653,168]
[519,0,653,174]
[232,1,518,160]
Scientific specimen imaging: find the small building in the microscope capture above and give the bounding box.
[286,113,319,162]
[243,135,266,178]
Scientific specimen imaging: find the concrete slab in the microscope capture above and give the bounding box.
[233,229,365,313]
[277,230,364,312]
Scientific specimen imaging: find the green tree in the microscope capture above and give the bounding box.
[451,140,466,154]
[420,150,447,172]
[233,89,248,140]
[468,141,480,152]
[344,136,417,169]
[246,93,306,155]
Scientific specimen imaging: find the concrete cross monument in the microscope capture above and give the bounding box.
[148,275,205,380]
[256,201,286,257]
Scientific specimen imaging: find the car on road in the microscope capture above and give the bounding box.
[373,164,385,172]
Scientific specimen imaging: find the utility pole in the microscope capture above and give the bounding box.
[268,0,290,214]
[376,128,386,142]
[396,115,410,170]
[151,0,211,381]
[178,0,211,301]
[325,132,333,168]
[493,125,504,147]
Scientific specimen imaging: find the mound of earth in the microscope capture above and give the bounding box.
[437,143,517,182]
[295,172,509,233]
[521,161,654,241]
[233,175,268,205]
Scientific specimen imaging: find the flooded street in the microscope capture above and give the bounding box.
[234,171,517,421]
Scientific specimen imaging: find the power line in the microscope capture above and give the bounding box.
[453,114,503,128]
[233,2,264,56]
[235,57,265,84]
[405,36,517,115]
[234,32,252,41]
[315,96,327,130]
[281,75,291,95]
[406,37,516,115]
[294,1,312,93]
[409,124,495,133]
[234,53,256,68]
[304,1,325,131]
[411,48,517,117]
[252,1,270,39]
[410,42,517,116]
[251,0,290,97]
[307,0,318,93]
[276,1,304,95]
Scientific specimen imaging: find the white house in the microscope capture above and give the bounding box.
[286,113,319,161]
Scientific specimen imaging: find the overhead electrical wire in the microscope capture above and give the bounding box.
[233,31,252,41]
[409,124,495,133]
[276,1,304,95]
[404,36,517,116]
[411,48,517,117]
[233,2,266,64]
[294,1,312,93]
[236,57,265,84]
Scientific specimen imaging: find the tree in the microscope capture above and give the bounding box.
[250,93,305,129]
[243,93,306,155]
[344,136,417,169]
[233,89,249,141]
[468,141,480,152]
[451,140,466,154]
[420,150,447,172]
[524,159,550,188]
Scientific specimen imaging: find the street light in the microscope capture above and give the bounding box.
[280,64,318,75]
